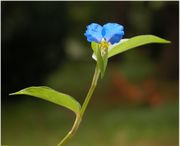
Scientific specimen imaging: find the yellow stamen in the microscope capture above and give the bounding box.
[99,39,109,50]
[99,39,109,56]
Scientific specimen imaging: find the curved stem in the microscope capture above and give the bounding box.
[80,64,100,117]
[57,113,81,146]
[57,64,100,146]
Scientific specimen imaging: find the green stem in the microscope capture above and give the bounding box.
[57,113,81,146]
[80,64,100,117]
[57,64,100,146]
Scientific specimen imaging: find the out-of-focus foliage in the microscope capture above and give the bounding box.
[3,2,178,101]
[3,102,178,146]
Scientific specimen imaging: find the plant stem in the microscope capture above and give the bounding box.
[57,113,81,146]
[80,64,100,117]
[57,64,100,146]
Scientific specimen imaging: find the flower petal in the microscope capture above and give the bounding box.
[102,23,124,44]
[84,23,103,43]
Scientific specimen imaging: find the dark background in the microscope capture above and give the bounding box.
[2,1,179,146]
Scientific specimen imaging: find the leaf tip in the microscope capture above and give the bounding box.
[166,40,171,43]
[9,93,14,96]
[9,90,24,96]
[161,39,171,44]
[9,92,17,96]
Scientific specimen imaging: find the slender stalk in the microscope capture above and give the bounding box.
[57,113,81,146]
[80,64,100,117]
[57,64,100,146]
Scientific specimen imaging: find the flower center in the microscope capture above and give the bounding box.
[99,38,109,56]
[99,38,109,49]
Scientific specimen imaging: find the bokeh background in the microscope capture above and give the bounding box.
[2,1,179,146]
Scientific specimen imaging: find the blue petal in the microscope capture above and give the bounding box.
[102,23,124,44]
[84,23,103,43]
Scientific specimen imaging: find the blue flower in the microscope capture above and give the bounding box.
[84,23,124,45]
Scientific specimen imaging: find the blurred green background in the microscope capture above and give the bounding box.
[2,1,179,146]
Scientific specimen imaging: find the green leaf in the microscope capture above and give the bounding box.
[108,35,171,58]
[10,86,81,114]
[91,42,104,77]
[91,41,98,53]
